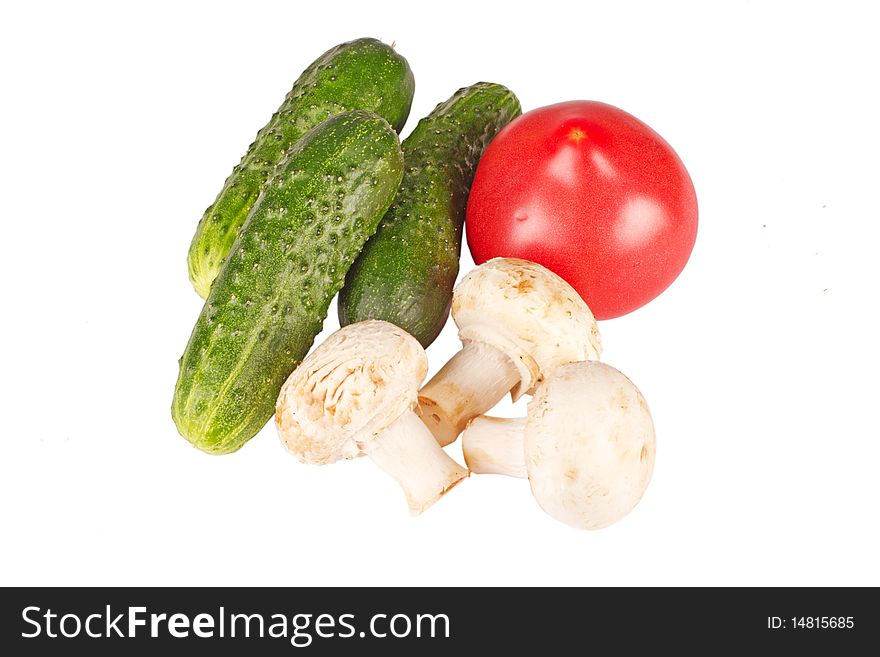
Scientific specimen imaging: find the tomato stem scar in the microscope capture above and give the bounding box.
[568,127,587,143]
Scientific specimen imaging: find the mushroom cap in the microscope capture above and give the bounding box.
[524,361,655,530]
[275,320,427,465]
[451,258,601,399]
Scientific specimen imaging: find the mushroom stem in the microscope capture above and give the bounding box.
[462,416,528,477]
[364,411,468,515]
[417,341,520,446]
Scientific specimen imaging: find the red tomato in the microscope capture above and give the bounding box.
[466,101,697,320]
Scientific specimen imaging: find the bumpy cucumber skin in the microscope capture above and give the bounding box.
[338,83,521,347]
[188,38,415,298]
[173,112,404,454]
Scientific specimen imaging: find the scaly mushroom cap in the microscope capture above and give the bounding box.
[525,361,655,530]
[451,258,601,398]
[276,320,427,465]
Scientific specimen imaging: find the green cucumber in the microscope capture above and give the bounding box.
[337,82,521,347]
[173,111,404,454]
[188,37,414,298]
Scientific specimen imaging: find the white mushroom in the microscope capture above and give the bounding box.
[462,361,655,530]
[276,320,467,515]
[417,257,602,446]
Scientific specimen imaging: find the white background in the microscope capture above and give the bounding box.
[2,0,878,586]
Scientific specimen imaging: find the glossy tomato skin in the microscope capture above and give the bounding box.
[466,101,697,320]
